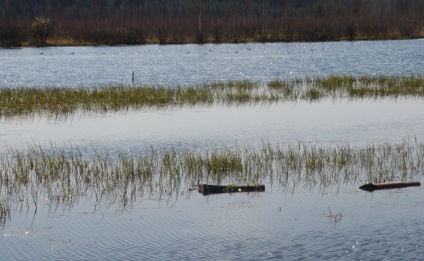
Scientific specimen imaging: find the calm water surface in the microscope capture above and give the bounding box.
[1,40,424,260]
[1,99,423,152]
[1,39,423,88]
[1,99,424,260]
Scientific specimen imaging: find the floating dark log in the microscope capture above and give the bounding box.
[198,184,265,195]
[359,181,421,192]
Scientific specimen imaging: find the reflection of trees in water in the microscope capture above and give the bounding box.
[1,140,423,225]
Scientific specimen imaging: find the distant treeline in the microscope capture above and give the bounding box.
[1,0,423,46]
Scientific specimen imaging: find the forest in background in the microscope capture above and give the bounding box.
[1,0,423,47]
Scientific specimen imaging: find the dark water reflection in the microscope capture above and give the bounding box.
[1,39,423,88]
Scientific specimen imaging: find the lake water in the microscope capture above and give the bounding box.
[1,39,424,88]
[2,184,424,260]
[1,40,424,260]
[1,99,423,153]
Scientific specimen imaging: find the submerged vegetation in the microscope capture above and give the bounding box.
[1,75,423,118]
[1,74,423,224]
[1,140,423,224]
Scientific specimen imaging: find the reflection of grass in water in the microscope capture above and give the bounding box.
[0,140,423,224]
[0,75,423,117]
[0,201,10,224]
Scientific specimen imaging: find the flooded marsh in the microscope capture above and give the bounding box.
[1,97,424,260]
[1,140,423,216]
[1,40,424,260]
[1,75,423,118]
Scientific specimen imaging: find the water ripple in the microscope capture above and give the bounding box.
[1,40,423,88]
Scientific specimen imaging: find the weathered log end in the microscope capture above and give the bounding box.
[198,184,265,196]
[360,181,421,192]
[359,183,376,192]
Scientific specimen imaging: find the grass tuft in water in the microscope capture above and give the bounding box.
[0,75,423,117]
[0,139,422,224]
[0,200,10,225]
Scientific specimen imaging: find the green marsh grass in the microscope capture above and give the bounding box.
[1,75,423,117]
[1,140,423,224]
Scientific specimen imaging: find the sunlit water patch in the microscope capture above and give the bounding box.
[1,184,424,260]
[1,39,423,88]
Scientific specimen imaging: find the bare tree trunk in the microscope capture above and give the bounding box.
[94,0,100,25]
[198,0,202,32]
[5,0,12,28]
[261,0,265,37]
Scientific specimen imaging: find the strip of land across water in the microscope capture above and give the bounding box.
[1,75,423,117]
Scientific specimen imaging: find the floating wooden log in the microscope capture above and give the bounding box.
[359,181,421,192]
[198,184,265,195]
